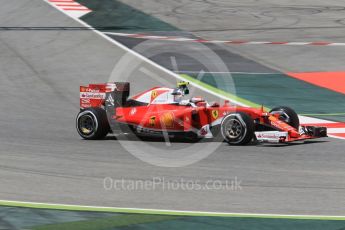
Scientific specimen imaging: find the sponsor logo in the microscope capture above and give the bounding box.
[261,134,278,138]
[136,126,162,135]
[81,103,91,108]
[200,127,208,136]
[81,88,101,93]
[151,90,158,101]
[149,116,156,127]
[80,92,105,99]
[160,112,175,128]
[81,98,90,104]
[211,110,219,119]
[255,131,288,141]
[130,108,137,116]
[198,125,213,138]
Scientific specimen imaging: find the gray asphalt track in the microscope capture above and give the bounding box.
[1,0,345,216]
[106,35,279,74]
[121,0,345,72]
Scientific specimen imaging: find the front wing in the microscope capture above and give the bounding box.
[255,126,327,143]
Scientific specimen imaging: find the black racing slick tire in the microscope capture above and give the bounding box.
[269,106,300,129]
[221,112,255,145]
[76,107,110,140]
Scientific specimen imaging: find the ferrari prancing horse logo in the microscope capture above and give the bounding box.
[151,90,158,100]
[149,116,156,126]
[211,110,219,119]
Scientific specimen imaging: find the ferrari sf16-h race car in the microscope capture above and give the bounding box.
[76,82,327,145]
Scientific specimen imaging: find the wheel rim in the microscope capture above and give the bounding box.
[225,119,244,139]
[78,114,95,135]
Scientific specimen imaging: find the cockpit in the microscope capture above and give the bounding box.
[128,82,209,107]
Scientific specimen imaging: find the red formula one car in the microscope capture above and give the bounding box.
[76,82,327,145]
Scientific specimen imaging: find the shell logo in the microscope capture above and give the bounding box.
[160,112,174,128]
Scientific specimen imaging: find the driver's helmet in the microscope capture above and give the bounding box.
[172,88,183,103]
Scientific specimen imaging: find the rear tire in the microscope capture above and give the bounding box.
[221,112,255,145]
[76,107,110,140]
[269,106,299,129]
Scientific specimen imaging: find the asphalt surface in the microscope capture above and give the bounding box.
[121,0,345,72]
[1,0,345,216]
[106,35,279,74]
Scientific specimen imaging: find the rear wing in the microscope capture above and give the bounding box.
[80,82,130,110]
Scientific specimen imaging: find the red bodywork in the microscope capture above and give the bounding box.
[79,83,326,143]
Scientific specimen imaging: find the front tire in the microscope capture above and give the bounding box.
[221,112,254,145]
[76,107,110,140]
[269,106,299,129]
